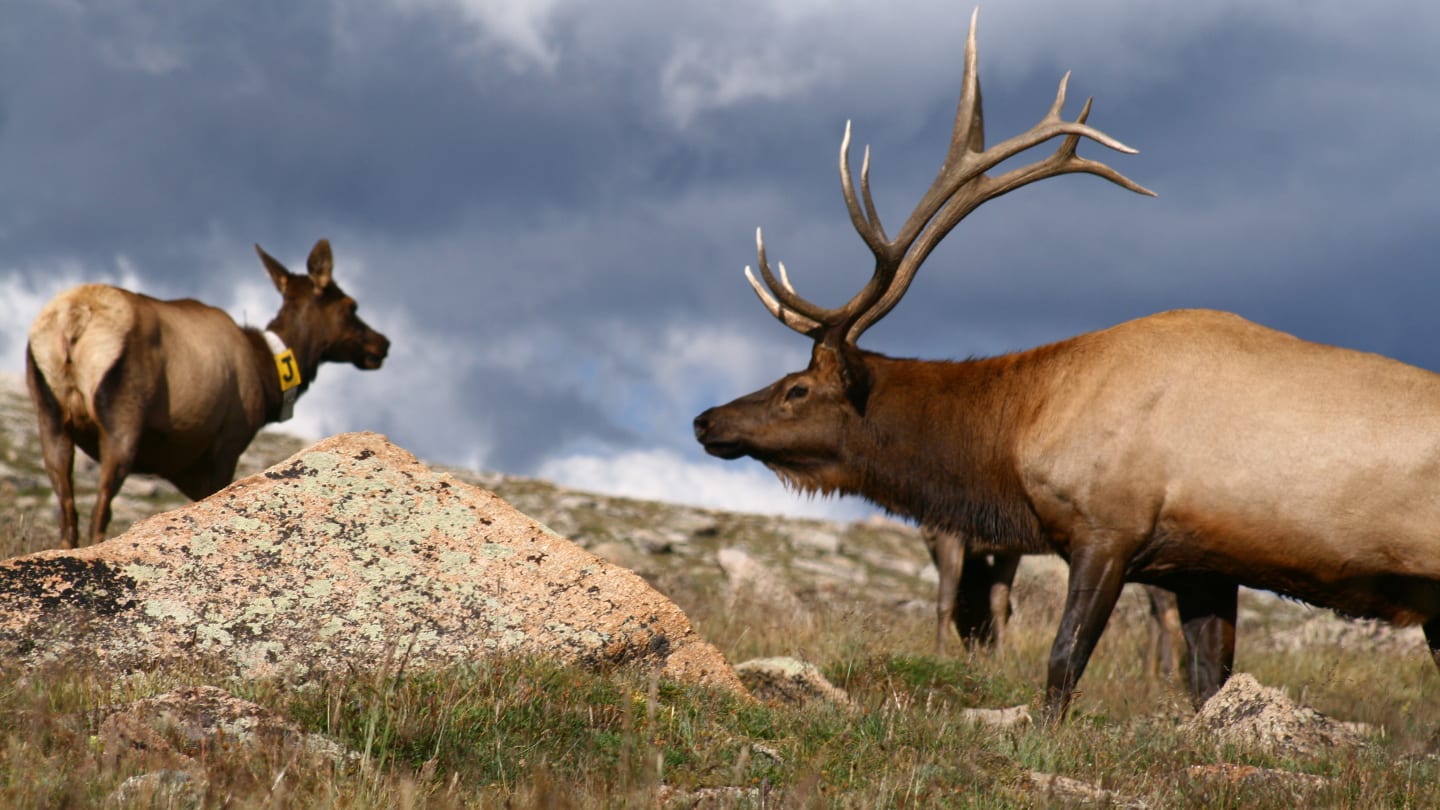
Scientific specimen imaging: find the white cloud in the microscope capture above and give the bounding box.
[379,0,570,72]
[660,41,831,129]
[537,447,869,521]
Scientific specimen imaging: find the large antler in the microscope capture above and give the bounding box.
[745,8,1156,347]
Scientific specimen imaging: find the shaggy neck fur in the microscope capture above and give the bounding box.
[820,350,1053,553]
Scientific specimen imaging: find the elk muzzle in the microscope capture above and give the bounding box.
[693,407,746,459]
[359,327,390,370]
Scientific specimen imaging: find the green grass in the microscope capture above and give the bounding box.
[3,588,1437,808]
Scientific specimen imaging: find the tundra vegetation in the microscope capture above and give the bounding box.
[693,9,1440,724]
[0,385,1436,807]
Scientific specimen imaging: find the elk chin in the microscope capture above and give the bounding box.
[699,438,749,460]
[764,459,849,499]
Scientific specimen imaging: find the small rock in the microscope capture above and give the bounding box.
[588,541,650,572]
[656,784,762,808]
[716,548,814,628]
[1186,763,1329,792]
[632,528,679,554]
[667,510,720,537]
[734,657,853,708]
[1187,673,1373,757]
[119,476,176,498]
[790,555,866,586]
[786,526,842,555]
[960,705,1032,730]
[106,770,205,808]
[1023,771,1147,808]
[96,685,354,768]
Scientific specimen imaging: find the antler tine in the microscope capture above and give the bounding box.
[742,8,1152,348]
[839,9,1153,344]
[745,266,824,335]
[745,228,827,336]
[1045,97,1157,197]
[840,121,889,255]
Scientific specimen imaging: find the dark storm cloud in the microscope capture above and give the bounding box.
[3,1,1438,515]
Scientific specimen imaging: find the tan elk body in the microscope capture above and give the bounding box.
[694,10,1440,722]
[26,240,390,548]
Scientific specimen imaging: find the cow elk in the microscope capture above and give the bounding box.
[26,239,390,548]
[694,9,1440,723]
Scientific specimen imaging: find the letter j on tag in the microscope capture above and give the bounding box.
[274,349,301,391]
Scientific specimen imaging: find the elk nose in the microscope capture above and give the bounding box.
[692,411,712,440]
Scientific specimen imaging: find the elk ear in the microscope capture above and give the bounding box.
[839,345,874,415]
[307,239,334,293]
[255,244,290,294]
[812,342,873,415]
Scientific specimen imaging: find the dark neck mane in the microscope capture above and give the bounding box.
[841,350,1051,552]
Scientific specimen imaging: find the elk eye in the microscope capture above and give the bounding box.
[785,384,809,402]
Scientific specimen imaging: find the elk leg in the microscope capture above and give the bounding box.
[88,369,144,545]
[88,429,139,545]
[955,552,999,646]
[925,531,964,655]
[1144,585,1185,682]
[1422,615,1440,675]
[988,553,1021,650]
[1044,546,1128,724]
[27,350,79,549]
[1172,576,1237,707]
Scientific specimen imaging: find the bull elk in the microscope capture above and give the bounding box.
[694,9,1440,723]
[26,239,390,548]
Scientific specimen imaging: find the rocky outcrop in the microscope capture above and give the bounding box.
[0,432,744,694]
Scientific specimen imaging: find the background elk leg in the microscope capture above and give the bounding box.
[924,529,963,654]
[986,553,1020,649]
[1173,576,1238,707]
[1045,544,1128,723]
[1424,615,1440,675]
[1144,585,1185,682]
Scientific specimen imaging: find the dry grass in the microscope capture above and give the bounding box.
[2,555,1438,808]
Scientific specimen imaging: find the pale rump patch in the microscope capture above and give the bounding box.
[28,284,135,423]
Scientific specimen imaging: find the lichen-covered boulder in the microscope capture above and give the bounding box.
[0,432,743,694]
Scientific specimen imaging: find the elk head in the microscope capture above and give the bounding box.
[255,239,391,382]
[693,9,1154,496]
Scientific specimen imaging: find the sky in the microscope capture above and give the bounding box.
[2,1,1437,522]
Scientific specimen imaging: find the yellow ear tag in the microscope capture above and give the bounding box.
[273,348,302,392]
